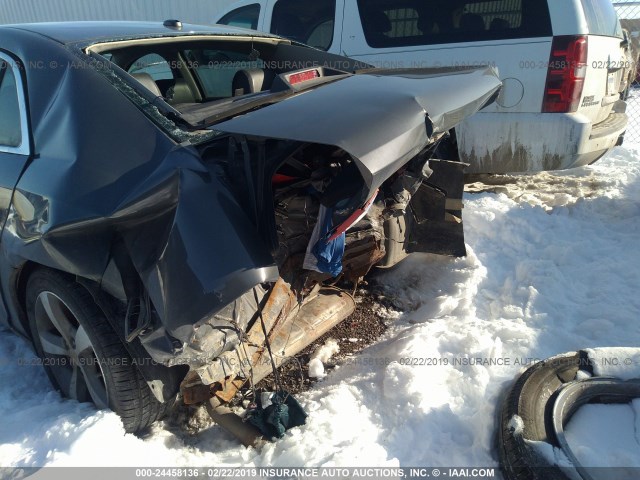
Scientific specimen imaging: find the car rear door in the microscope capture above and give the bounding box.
[0,53,31,233]
[0,52,32,330]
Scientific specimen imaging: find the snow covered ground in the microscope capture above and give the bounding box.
[2,131,640,471]
[566,401,640,470]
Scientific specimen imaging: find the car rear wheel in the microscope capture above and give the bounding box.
[26,269,167,433]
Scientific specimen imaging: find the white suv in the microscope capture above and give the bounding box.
[215,0,629,173]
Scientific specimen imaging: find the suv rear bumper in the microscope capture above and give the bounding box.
[457,109,628,174]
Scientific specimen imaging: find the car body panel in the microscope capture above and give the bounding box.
[0,26,280,342]
[3,21,283,46]
[214,66,501,192]
[0,22,500,400]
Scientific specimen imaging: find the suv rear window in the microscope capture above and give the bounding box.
[357,0,552,48]
[580,0,623,38]
[218,4,261,30]
[270,0,336,51]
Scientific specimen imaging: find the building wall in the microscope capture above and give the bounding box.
[0,0,235,25]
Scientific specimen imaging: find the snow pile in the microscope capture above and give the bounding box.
[308,339,340,379]
[507,415,524,437]
[523,440,578,478]
[585,347,640,380]
[1,143,640,468]
[565,402,640,471]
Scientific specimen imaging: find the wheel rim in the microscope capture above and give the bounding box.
[34,291,109,409]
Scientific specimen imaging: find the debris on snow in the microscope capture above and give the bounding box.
[308,339,340,379]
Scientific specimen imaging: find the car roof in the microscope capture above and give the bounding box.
[1,21,278,46]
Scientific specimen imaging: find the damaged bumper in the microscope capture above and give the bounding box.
[159,67,501,388]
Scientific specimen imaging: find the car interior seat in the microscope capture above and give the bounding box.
[166,79,197,105]
[232,69,276,96]
[131,73,162,97]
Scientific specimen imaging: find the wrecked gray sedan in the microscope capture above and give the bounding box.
[0,21,501,433]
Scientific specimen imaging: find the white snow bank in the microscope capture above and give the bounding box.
[1,144,640,468]
[507,415,524,437]
[524,439,580,479]
[584,347,640,380]
[565,402,640,471]
[308,339,340,379]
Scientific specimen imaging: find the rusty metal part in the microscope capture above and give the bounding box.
[182,383,214,405]
[264,287,355,369]
[213,378,246,403]
[206,397,265,448]
[230,287,356,392]
[196,277,298,386]
[196,283,355,404]
[195,285,355,446]
[180,371,214,405]
[341,233,386,281]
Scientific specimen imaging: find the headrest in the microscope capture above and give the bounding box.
[131,73,162,97]
[232,69,274,96]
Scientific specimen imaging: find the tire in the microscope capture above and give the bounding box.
[498,350,640,480]
[552,377,640,480]
[26,269,167,433]
[498,351,588,480]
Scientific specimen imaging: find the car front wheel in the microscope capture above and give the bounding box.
[26,269,166,432]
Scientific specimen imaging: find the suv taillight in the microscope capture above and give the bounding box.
[542,36,588,113]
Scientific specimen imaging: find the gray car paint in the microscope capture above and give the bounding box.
[214,66,502,193]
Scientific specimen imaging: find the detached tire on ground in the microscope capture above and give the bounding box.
[498,351,588,480]
[498,350,640,480]
[26,269,167,433]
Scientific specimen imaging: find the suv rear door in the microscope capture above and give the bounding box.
[216,2,265,30]
[263,0,344,52]
[575,0,625,125]
[340,0,554,115]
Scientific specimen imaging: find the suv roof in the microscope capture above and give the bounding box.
[1,21,277,45]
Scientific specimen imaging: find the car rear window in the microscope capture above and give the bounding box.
[184,49,265,99]
[357,0,552,48]
[580,0,623,38]
[128,53,173,81]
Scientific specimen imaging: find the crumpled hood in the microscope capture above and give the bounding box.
[214,66,502,190]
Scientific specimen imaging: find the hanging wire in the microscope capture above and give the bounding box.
[253,288,285,397]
